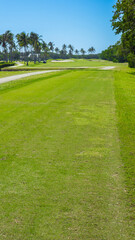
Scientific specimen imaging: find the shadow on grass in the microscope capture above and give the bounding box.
[128,71,135,76]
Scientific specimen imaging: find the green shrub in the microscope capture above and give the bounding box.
[0,62,15,69]
[127,53,135,68]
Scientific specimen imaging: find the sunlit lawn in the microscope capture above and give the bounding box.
[15,59,128,69]
[0,62,134,239]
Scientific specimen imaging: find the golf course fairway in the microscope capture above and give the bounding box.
[0,66,135,239]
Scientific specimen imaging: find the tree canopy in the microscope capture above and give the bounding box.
[111,0,135,67]
[0,30,97,63]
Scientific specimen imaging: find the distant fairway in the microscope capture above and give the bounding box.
[7,59,125,70]
[0,61,134,239]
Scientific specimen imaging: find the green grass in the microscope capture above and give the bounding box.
[0,71,34,78]
[114,69,135,215]
[0,71,66,93]
[0,64,134,239]
[0,62,14,69]
[14,59,128,69]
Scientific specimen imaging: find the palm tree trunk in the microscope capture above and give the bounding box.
[25,46,28,66]
[10,49,13,62]
[4,48,8,62]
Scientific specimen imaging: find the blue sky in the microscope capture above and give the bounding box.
[0,0,119,53]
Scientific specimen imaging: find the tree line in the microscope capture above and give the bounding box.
[100,0,135,68]
[100,41,128,63]
[0,31,96,65]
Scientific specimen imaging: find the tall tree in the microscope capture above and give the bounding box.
[100,41,128,62]
[88,47,95,54]
[55,47,60,54]
[42,41,49,59]
[16,32,30,65]
[75,49,79,55]
[0,34,7,61]
[0,35,1,42]
[80,48,86,56]
[68,44,74,56]
[62,44,67,52]
[0,31,13,62]
[7,31,15,62]
[29,32,42,63]
[61,44,67,57]
[34,41,42,62]
[111,0,135,67]
[48,42,55,52]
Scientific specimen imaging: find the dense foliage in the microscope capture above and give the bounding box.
[100,41,128,63]
[111,0,135,67]
[100,0,135,67]
[0,62,14,69]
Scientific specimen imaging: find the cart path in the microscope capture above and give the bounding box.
[8,62,24,68]
[0,66,115,85]
[0,70,61,84]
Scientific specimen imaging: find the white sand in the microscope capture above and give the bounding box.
[51,60,74,63]
[101,66,115,70]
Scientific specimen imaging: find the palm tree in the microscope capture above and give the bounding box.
[29,32,42,63]
[34,41,42,62]
[68,44,74,56]
[0,35,2,58]
[9,41,15,62]
[75,49,79,55]
[0,35,2,47]
[61,44,67,57]
[29,32,36,60]
[88,47,96,54]
[48,42,55,52]
[7,31,15,62]
[42,41,49,59]
[0,34,5,60]
[80,48,86,56]
[55,47,60,54]
[0,31,12,62]
[16,32,30,65]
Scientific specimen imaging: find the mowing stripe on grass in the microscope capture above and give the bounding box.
[0,70,133,239]
[114,70,135,230]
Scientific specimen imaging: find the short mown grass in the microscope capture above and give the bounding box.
[7,59,128,69]
[0,71,34,78]
[114,69,135,217]
[0,65,134,239]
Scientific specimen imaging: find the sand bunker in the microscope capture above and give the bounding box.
[101,66,115,70]
[51,60,74,63]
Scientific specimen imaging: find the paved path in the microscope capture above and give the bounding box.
[0,70,60,84]
[8,62,24,68]
[0,66,115,85]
